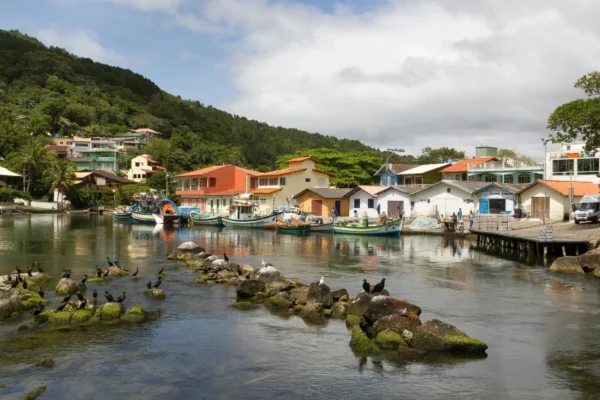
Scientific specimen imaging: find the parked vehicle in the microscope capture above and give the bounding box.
[574,194,600,224]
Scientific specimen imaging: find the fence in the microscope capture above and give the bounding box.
[472,214,513,231]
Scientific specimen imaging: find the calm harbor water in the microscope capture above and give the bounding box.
[1,215,600,399]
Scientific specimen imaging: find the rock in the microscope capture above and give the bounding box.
[100,302,122,320]
[121,305,145,323]
[0,287,25,320]
[373,314,422,335]
[306,283,333,308]
[168,241,205,259]
[20,291,47,310]
[194,274,211,284]
[35,358,55,369]
[289,287,309,305]
[339,295,349,302]
[106,266,127,277]
[349,327,380,354]
[411,319,488,354]
[264,296,293,311]
[345,315,361,328]
[323,309,333,317]
[549,256,585,275]
[71,309,93,324]
[347,292,373,317]
[144,288,166,299]
[21,385,47,400]
[331,288,349,301]
[293,305,305,314]
[255,266,283,283]
[374,329,406,350]
[48,311,72,326]
[18,324,29,331]
[265,281,293,297]
[252,292,267,302]
[578,254,600,277]
[331,302,349,319]
[232,302,258,310]
[55,278,78,296]
[236,279,266,298]
[364,295,421,323]
[299,301,325,321]
[240,264,255,279]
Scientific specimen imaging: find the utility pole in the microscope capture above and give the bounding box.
[541,138,549,225]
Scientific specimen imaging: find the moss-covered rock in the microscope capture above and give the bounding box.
[195,274,211,283]
[21,385,47,400]
[373,314,422,335]
[265,281,293,297]
[374,329,406,350]
[121,305,145,322]
[20,292,48,310]
[548,256,585,275]
[349,327,380,354]
[331,301,349,319]
[323,309,333,317]
[100,302,122,320]
[0,288,25,321]
[35,358,55,369]
[364,295,421,323]
[410,319,488,354]
[299,301,324,321]
[144,289,166,299]
[264,296,293,311]
[48,311,72,326]
[289,287,309,305]
[345,315,361,328]
[18,324,29,331]
[347,292,372,317]
[236,279,266,298]
[331,288,349,301]
[232,302,258,310]
[306,283,334,307]
[55,278,78,295]
[71,309,93,324]
[293,305,305,314]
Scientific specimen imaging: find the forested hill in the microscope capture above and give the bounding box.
[0,29,378,171]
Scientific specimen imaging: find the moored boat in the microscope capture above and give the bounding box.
[276,220,312,235]
[112,206,131,221]
[190,212,224,227]
[310,222,334,233]
[221,198,279,229]
[158,198,179,225]
[333,218,403,236]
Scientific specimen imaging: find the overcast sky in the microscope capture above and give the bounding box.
[3,0,599,160]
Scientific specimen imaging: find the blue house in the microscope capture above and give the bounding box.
[474,182,528,214]
[373,164,418,186]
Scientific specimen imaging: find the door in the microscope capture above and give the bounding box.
[479,199,489,214]
[531,197,550,218]
[334,201,341,216]
[312,200,323,216]
[387,201,404,218]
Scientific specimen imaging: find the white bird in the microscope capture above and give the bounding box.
[319,276,324,285]
[262,259,273,267]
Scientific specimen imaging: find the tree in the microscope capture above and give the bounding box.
[548,71,600,151]
[146,171,166,191]
[64,187,96,209]
[419,147,465,164]
[496,148,538,166]
[16,139,51,193]
[42,158,76,208]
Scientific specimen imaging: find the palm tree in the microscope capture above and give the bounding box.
[43,158,76,208]
[16,139,50,193]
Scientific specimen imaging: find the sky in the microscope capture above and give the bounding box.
[2,0,599,160]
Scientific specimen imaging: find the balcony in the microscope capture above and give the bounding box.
[96,157,115,162]
[467,161,542,173]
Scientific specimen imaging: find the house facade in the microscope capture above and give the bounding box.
[409,180,493,218]
[127,154,165,183]
[292,188,350,217]
[344,185,386,218]
[249,157,334,214]
[0,167,22,189]
[473,183,527,214]
[546,142,600,184]
[396,163,449,186]
[175,165,260,214]
[373,164,418,186]
[375,186,423,218]
[466,158,542,184]
[441,157,498,181]
[71,149,120,173]
[74,170,135,191]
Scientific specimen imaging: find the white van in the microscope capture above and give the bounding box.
[574,194,600,224]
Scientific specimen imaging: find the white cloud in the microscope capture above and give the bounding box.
[102,0,181,12]
[37,29,116,62]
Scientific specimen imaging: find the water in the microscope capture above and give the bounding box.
[1,215,599,399]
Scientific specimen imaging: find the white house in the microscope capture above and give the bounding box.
[546,142,600,184]
[473,183,528,214]
[343,185,386,218]
[127,154,165,183]
[376,186,424,218]
[517,180,599,220]
[409,180,491,218]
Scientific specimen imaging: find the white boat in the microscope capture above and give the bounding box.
[221,198,280,229]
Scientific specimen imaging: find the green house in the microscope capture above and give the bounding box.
[71,149,119,173]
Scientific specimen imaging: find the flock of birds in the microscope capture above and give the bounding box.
[2,256,166,317]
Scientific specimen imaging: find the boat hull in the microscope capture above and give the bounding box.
[310,223,334,233]
[276,224,311,234]
[222,214,277,228]
[112,212,131,221]
[190,213,224,227]
[159,198,179,225]
[131,212,156,224]
[333,219,403,236]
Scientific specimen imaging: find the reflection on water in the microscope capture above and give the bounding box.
[0,215,600,399]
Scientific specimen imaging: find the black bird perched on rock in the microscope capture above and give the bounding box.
[31,304,44,316]
[223,253,229,262]
[3,272,12,283]
[27,266,33,277]
[116,292,126,303]
[38,288,44,298]
[157,268,164,276]
[78,299,87,310]
[62,294,72,303]
[15,266,22,274]
[106,256,114,267]
[146,280,152,289]
[96,265,102,277]
[153,277,162,288]
[372,278,386,294]
[22,280,28,290]
[102,269,109,278]
[16,272,23,283]
[132,267,139,277]
[104,291,115,302]
[81,274,88,285]
[10,279,18,288]
[92,289,98,299]
[56,303,67,311]
[62,269,71,279]
[36,262,43,273]
[362,279,371,293]
[76,292,85,301]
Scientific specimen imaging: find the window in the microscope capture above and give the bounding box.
[368,199,375,209]
[183,199,189,205]
[135,162,140,167]
[504,175,514,184]
[354,199,360,208]
[209,177,217,187]
[518,174,531,184]
[251,195,260,201]
[223,199,227,207]
[259,178,268,186]
[280,177,286,185]
[305,178,311,183]
[578,158,599,175]
[184,180,191,190]
[553,159,574,175]
[260,198,267,205]
[454,174,462,181]
[216,199,220,210]
[405,177,412,185]
[317,178,325,187]
[268,178,278,186]
[191,199,196,206]
[484,175,497,182]
[415,176,423,185]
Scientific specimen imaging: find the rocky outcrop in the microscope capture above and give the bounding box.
[409,319,488,354]
[255,266,283,283]
[306,283,333,308]
[144,288,166,299]
[289,287,308,305]
[121,305,146,323]
[364,295,421,323]
[347,292,373,317]
[55,278,78,295]
[331,301,349,319]
[236,280,266,299]
[331,288,349,301]
[264,296,293,311]
[350,327,380,354]
[549,256,585,275]
[41,304,144,327]
[374,329,406,350]
[373,314,422,335]
[168,241,206,259]
[0,287,25,321]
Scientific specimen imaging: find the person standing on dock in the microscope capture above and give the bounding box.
[469,211,474,229]
[457,208,463,222]
[331,207,338,223]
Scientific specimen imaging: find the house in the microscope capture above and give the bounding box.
[45,145,71,159]
[517,180,600,220]
[409,180,494,218]
[127,154,166,183]
[249,157,335,214]
[292,188,351,217]
[441,157,498,181]
[0,166,22,189]
[53,135,91,151]
[343,185,387,218]
[376,186,425,218]
[71,149,120,173]
[473,183,528,214]
[74,170,136,191]
[546,142,600,184]
[373,164,418,186]
[175,165,261,214]
[112,128,161,151]
[396,163,449,186]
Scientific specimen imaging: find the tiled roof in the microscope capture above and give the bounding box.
[287,156,319,163]
[398,163,450,175]
[45,145,69,153]
[292,188,351,199]
[176,165,225,178]
[251,188,283,194]
[440,157,497,173]
[313,168,336,177]
[256,168,306,177]
[343,185,387,198]
[518,180,600,197]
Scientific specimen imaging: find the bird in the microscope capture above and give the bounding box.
[76,292,85,301]
[102,269,109,277]
[10,279,18,288]
[146,280,152,289]
[38,288,44,298]
[223,253,229,262]
[27,266,33,277]
[15,266,22,274]
[106,256,114,267]
[5,272,12,282]
[157,267,164,276]
[261,259,273,267]
[78,299,87,310]
[31,304,44,316]
[92,289,98,299]
[372,278,386,294]
[114,261,121,269]
[96,265,102,277]
[131,267,139,278]
[116,292,126,303]
[153,277,162,288]
[318,276,324,285]
[261,259,266,267]
[62,269,71,279]
[22,280,28,290]
[56,303,67,312]
[62,294,72,303]
[104,291,115,302]
[81,275,88,285]
[362,279,371,293]
[36,262,43,273]
[16,273,23,283]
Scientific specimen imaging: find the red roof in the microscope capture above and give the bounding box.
[256,168,306,177]
[176,165,225,178]
[140,154,159,164]
[251,188,283,194]
[440,157,497,173]
[46,145,69,153]
[519,180,600,197]
[313,168,336,177]
[287,156,320,163]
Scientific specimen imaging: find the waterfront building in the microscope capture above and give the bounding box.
[545,142,600,184]
[127,154,165,183]
[292,188,350,217]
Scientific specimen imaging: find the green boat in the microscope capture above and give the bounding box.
[189,212,224,227]
[276,221,311,235]
[333,218,403,236]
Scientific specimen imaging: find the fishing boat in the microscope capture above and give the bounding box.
[189,212,224,227]
[310,222,334,233]
[157,198,179,225]
[333,217,403,236]
[130,190,179,225]
[112,206,131,221]
[276,220,312,235]
[221,198,279,229]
